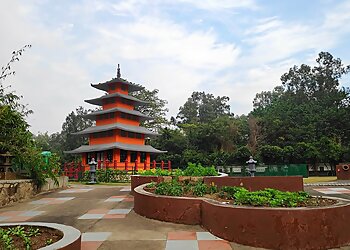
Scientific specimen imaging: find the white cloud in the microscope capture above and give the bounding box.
[2,0,350,135]
[178,0,257,10]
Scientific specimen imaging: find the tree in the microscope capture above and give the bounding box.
[177,91,232,123]
[131,88,169,131]
[0,45,60,186]
[60,106,94,161]
[252,52,350,169]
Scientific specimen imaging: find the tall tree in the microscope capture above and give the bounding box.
[252,52,350,170]
[61,106,94,161]
[131,88,169,131]
[177,91,232,124]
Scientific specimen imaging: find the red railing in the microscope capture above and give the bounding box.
[63,160,171,180]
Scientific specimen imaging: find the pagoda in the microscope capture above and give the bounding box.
[67,65,166,170]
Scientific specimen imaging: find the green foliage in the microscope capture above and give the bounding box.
[177,91,232,124]
[229,188,310,207]
[131,88,169,130]
[219,186,248,200]
[191,181,209,197]
[152,181,308,207]
[155,180,183,196]
[0,225,44,250]
[146,182,156,188]
[252,52,350,171]
[183,163,218,176]
[137,168,174,176]
[80,169,130,183]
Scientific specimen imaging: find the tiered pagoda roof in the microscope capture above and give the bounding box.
[66,66,166,155]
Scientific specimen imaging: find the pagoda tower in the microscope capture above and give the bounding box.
[67,65,166,170]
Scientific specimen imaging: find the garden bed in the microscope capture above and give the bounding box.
[0,225,63,249]
[144,180,334,207]
[0,222,81,250]
[134,183,350,249]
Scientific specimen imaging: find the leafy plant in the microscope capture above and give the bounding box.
[154,180,183,196]
[46,238,53,246]
[183,163,218,176]
[192,182,208,197]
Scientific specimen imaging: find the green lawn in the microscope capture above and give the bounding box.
[303,176,337,183]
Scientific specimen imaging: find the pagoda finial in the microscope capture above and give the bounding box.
[117,64,121,78]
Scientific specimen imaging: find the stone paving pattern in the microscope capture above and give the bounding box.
[0,184,349,249]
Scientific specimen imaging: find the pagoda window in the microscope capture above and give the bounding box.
[121,98,133,106]
[110,83,116,90]
[135,133,142,139]
[120,112,138,121]
[129,132,135,138]
[121,84,128,91]
[140,152,146,163]
[106,149,113,161]
[120,130,128,137]
[130,151,137,162]
[97,112,115,120]
[104,97,116,104]
[92,130,114,138]
[120,150,127,162]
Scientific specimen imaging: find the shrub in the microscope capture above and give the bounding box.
[81,169,130,183]
[155,180,183,196]
[183,162,218,176]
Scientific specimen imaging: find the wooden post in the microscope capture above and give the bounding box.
[144,161,147,170]
[161,160,164,170]
[135,160,138,171]
[152,160,156,169]
[168,160,171,171]
[125,160,128,171]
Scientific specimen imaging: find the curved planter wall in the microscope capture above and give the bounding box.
[0,222,81,250]
[134,184,350,250]
[131,175,304,193]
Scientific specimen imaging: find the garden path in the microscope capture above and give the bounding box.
[1,184,349,249]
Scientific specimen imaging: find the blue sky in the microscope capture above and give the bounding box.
[1,0,350,133]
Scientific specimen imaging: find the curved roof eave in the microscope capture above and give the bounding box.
[84,92,149,106]
[65,142,166,154]
[73,122,159,136]
[82,107,153,121]
[91,78,144,92]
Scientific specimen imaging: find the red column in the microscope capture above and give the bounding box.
[161,160,164,170]
[152,160,156,169]
[168,160,171,171]
[114,160,117,170]
[144,161,147,170]
[125,160,128,171]
[135,160,138,171]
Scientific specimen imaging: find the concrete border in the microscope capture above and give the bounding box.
[134,183,350,249]
[0,222,81,250]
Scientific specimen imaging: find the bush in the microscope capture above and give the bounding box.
[183,162,218,176]
[155,180,183,196]
[80,169,130,183]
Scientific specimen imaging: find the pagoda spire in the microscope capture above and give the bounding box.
[117,64,121,78]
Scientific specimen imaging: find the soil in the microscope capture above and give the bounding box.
[0,225,63,250]
[144,188,338,207]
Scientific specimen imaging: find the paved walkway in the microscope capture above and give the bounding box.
[1,184,350,250]
[0,184,251,250]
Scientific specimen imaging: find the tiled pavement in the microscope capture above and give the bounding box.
[0,210,45,222]
[165,231,231,250]
[0,184,256,250]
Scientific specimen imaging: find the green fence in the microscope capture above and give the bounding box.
[227,164,308,178]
